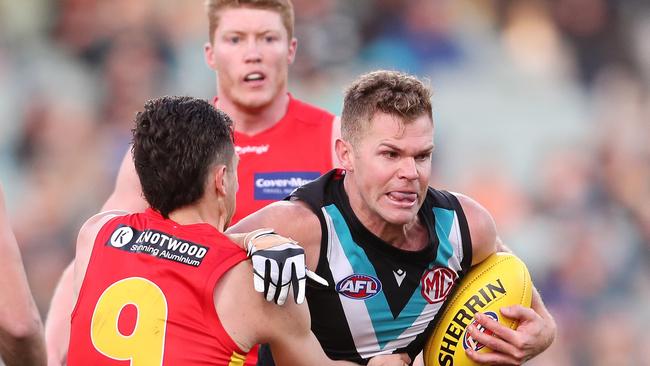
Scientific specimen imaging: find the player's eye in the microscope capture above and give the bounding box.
[415,153,431,162]
[382,151,398,159]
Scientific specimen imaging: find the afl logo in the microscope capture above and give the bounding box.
[421,267,457,304]
[110,226,134,248]
[463,311,498,351]
[336,274,382,300]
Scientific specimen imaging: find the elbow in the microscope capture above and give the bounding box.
[3,313,44,343]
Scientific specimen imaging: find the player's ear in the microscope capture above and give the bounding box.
[287,37,297,65]
[335,139,354,172]
[213,165,228,196]
[204,41,217,70]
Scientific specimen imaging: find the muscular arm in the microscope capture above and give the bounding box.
[227,200,322,271]
[216,260,408,366]
[454,193,556,364]
[0,184,46,366]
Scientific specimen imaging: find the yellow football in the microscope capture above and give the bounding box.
[424,252,532,366]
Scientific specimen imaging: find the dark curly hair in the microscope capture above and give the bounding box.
[132,96,235,218]
[341,70,433,145]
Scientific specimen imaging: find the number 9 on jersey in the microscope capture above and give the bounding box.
[90,277,168,366]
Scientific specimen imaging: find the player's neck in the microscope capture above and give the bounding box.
[168,202,229,233]
[217,93,290,136]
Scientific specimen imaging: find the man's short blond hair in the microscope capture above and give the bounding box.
[341,70,433,145]
[205,0,294,44]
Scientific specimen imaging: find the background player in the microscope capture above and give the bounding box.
[103,0,340,224]
[0,182,47,366]
[229,70,556,365]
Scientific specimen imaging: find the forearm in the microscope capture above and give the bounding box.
[0,261,46,366]
[44,262,74,365]
[0,227,47,365]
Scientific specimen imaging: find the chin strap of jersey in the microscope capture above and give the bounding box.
[244,228,328,305]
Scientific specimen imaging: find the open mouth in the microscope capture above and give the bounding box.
[244,72,265,83]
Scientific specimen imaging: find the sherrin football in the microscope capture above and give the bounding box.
[424,252,532,366]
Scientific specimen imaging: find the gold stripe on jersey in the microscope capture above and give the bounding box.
[228,351,246,366]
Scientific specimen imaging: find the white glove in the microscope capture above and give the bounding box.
[244,228,328,305]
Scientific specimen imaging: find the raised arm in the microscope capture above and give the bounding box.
[102,147,148,213]
[454,193,556,364]
[0,183,46,366]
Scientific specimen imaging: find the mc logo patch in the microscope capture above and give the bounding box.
[421,267,457,304]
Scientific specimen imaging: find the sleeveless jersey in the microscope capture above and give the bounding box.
[289,170,473,363]
[68,208,249,365]
[226,94,335,224]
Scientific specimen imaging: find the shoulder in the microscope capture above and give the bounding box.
[290,97,335,124]
[79,210,129,239]
[290,96,334,117]
[229,201,318,238]
[228,200,322,268]
[449,192,497,265]
[73,210,130,296]
[76,210,129,263]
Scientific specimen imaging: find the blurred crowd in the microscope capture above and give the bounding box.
[0,0,649,365]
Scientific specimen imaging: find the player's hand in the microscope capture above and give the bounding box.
[244,228,328,305]
[465,305,555,365]
[367,353,411,366]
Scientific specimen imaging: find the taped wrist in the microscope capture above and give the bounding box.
[244,228,276,256]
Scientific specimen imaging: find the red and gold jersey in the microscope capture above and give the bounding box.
[227,94,335,224]
[68,209,248,365]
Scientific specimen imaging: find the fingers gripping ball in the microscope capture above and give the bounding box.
[424,253,532,366]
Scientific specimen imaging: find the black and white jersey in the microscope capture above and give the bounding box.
[289,169,473,364]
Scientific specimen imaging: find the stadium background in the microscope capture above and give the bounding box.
[0,0,648,364]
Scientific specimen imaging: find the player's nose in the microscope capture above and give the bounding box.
[243,40,262,62]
